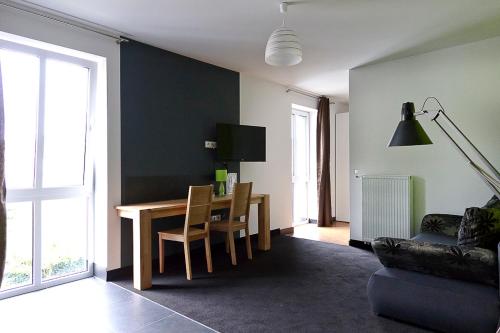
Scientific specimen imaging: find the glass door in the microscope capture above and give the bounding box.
[0,41,95,298]
[292,110,310,225]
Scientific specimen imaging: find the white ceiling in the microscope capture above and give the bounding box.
[11,0,500,102]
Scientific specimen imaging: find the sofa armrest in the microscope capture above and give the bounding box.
[420,214,463,237]
[372,237,498,287]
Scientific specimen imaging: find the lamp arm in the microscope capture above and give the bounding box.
[437,110,500,180]
[433,118,500,197]
[469,162,500,197]
[419,102,500,196]
[432,117,474,164]
[419,96,500,180]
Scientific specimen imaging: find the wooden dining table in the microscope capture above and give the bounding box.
[116,193,270,290]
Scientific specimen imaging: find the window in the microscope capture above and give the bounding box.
[0,39,95,298]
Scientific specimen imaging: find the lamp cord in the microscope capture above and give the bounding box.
[420,96,445,120]
[280,1,288,27]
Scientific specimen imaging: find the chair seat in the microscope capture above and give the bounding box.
[210,220,247,232]
[159,227,207,242]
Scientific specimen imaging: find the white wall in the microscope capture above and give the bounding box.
[0,7,122,271]
[335,112,350,222]
[240,74,317,234]
[350,36,500,241]
[332,102,349,221]
[333,102,349,114]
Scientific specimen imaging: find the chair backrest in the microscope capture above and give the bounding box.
[229,182,252,223]
[185,185,213,230]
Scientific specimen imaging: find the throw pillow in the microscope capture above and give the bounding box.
[457,207,500,250]
[483,195,500,209]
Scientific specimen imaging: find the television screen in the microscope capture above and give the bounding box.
[216,123,266,162]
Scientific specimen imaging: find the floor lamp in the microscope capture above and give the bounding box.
[388,97,500,197]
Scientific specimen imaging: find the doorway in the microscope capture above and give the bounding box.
[288,103,350,246]
[291,104,317,226]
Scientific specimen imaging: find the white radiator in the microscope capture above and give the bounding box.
[362,175,413,242]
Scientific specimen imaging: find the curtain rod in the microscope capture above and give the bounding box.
[286,87,335,104]
[0,0,129,44]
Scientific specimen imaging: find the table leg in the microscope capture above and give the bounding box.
[257,194,271,251]
[133,210,152,290]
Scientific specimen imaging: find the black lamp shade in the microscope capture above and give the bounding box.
[388,102,433,147]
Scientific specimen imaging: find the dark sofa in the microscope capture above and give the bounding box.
[368,212,500,333]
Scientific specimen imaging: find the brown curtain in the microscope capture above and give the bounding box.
[316,97,332,227]
[0,61,5,287]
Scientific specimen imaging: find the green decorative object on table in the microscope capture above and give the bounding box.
[215,169,228,196]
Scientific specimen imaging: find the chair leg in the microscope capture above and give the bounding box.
[183,241,192,280]
[245,226,252,260]
[159,236,164,274]
[205,234,213,273]
[225,233,230,254]
[228,231,237,266]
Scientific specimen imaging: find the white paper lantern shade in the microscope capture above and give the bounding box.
[265,26,303,66]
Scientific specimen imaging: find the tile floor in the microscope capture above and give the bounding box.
[0,277,216,333]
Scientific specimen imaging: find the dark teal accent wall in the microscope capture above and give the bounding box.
[120,39,239,267]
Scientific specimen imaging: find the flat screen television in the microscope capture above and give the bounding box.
[216,123,266,162]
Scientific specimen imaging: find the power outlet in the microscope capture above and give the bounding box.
[205,141,217,149]
[211,214,221,222]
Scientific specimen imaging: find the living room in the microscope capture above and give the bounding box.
[0,1,499,332]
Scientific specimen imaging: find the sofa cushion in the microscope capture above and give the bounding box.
[412,232,457,246]
[372,237,498,286]
[420,214,462,237]
[367,267,499,333]
[457,207,500,251]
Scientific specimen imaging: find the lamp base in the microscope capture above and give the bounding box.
[218,181,225,196]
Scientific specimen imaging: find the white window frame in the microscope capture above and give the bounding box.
[292,109,310,182]
[0,39,96,299]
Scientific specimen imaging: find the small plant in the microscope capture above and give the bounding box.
[2,256,86,290]
[42,257,86,279]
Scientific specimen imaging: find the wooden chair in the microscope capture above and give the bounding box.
[210,182,253,265]
[158,185,213,280]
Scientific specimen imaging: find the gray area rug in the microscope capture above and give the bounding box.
[113,236,431,332]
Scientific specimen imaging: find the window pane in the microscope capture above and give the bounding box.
[1,202,33,291]
[293,182,308,223]
[293,114,308,178]
[0,49,39,189]
[43,59,89,187]
[41,197,88,281]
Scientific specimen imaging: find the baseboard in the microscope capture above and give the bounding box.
[105,228,281,281]
[106,265,133,281]
[348,239,373,252]
[280,227,294,235]
[308,217,336,224]
[252,228,280,239]
[93,264,108,281]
